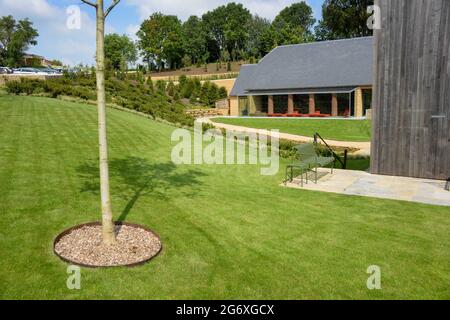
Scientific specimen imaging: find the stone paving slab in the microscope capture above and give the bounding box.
[283,168,450,207]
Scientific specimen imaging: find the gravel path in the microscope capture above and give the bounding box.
[198,117,371,156]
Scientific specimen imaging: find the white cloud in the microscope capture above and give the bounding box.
[126,24,140,41]
[125,0,316,22]
[0,0,321,66]
[1,0,58,18]
[0,0,117,66]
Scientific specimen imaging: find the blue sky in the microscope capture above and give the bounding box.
[0,0,323,66]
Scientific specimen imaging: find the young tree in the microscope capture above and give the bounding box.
[166,81,175,96]
[104,33,137,70]
[0,15,39,67]
[146,76,154,93]
[81,0,121,245]
[156,80,167,95]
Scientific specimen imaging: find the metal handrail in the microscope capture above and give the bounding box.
[314,132,347,169]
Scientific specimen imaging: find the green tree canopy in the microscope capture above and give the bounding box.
[131,1,376,71]
[182,16,207,65]
[249,2,315,57]
[49,59,63,67]
[315,0,374,41]
[0,15,39,67]
[246,15,271,58]
[202,2,252,61]
[104,33,137,71]
[257,22,314,57]
[273,1,316,33]
[137,13,184,70]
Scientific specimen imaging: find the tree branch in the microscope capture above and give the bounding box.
[105,0,120,18]
[80,0,97,7]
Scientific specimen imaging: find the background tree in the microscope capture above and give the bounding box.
[202,2,251,62]
[222,3,251,59]
[273,1,316,34]
[257,26,279,56]
[315,0,374,40]
[81,0,121,245]
[49,59,63,66]
[130,1,375,71]
[257,23,311,56]
[276,23,313,45]
[246,15,271,58]
[182,16,207,66]
[0,15,38,67]
[202,5,227,61]
[271,1,315,47]
[104,33,137,71]
[137,13,184,71]
[247,1,315,57]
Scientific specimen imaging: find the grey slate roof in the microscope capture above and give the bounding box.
[244,86,360,96]
[231,37,373,96]
[229,64,257,96]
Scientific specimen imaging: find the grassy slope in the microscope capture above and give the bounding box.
[0,95,449,300]
[212,118,372,142]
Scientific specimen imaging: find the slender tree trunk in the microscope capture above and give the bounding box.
[96,0,116,244]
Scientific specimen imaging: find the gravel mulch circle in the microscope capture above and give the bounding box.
[54,222,162,267]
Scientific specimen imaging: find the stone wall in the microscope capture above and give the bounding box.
[186,108,228,118]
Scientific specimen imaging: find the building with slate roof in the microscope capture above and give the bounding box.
[229,37,374,117]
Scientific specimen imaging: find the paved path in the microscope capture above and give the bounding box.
[284,168,450,207]
[198,118,371,156]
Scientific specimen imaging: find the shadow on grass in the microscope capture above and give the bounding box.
[77,157,206,222]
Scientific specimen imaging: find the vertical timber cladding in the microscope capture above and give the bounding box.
[371,0,450,180]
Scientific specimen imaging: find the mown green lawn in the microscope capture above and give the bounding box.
[0,95,449,300]
[212,117,372,142]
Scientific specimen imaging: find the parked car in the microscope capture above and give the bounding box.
[37,67,60,75]
[52,67,63,74]
[13,68,36,74]
[13,68,47,75]
[0,67,13,74]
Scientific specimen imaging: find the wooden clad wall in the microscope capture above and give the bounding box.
[371,0,450,180]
